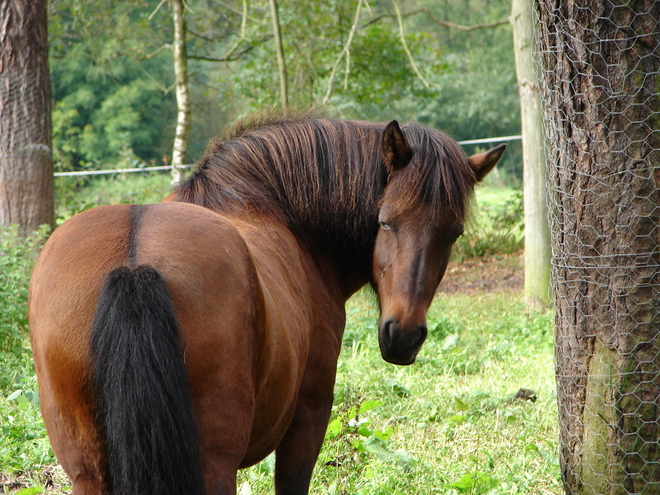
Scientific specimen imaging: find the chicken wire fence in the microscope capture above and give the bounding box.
[535,1,659,494]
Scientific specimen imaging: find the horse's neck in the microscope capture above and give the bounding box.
[230,213,370,303]
[311,246,373,301]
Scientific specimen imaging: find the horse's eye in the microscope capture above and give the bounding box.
[450,228,464,242]
[379,221,394,232]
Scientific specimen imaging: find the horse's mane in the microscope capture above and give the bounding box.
[174,113,476,258]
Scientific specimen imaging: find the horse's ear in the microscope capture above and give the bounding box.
[467,143,507,182]
[382,120,413,172]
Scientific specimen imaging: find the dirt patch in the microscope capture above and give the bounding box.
[1,465,69,494]
[438,252,524,294]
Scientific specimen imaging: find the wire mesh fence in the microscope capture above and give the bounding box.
[535,1,659,493]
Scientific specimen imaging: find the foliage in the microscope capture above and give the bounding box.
[1,370,55,475]
[0,226,54,475]
[0,226,49,359]
[231,1,444,111]
[48,0,521,176]
[453,187,524,261]
[54,172,173,225]
[49,0,177,170]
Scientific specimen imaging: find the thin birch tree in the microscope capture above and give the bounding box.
[170,0,191,185]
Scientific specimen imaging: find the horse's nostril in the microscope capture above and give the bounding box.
[415,324,428,348]
[381,318,395,346]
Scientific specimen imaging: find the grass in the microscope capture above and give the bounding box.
[0,263,559,495]
[454,186,524,261]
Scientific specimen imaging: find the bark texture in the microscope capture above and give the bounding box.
[511,0,552,311]
[536,1,660,493]
[0,0,53,232]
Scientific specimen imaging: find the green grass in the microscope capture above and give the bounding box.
[0,227,56,479]
[454,186,524,260]
[1,275,559,494]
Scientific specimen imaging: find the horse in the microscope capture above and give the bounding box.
[28,115,505,495]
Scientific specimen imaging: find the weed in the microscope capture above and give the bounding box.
[454,188,524,261]
[0,226,49,358]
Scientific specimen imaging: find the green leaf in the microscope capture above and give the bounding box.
[6,390,22,401]
[357,426,374,437]
[373,426,393,441]
[358,399,382,415]
[17,487,43,495]
[454,397,469,412]
[327,418,342,438]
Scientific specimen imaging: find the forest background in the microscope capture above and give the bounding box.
[49,0,521,180]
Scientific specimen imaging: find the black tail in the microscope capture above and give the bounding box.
[91,265,206,495]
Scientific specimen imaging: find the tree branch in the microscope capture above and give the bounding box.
[360,8,425,29]
[148,0,168,20]
[188,29,225,42]
[322,0,364,104]
[425,10,510,31]
[392,0,436,89]
[139,44,172,61]
[210,0,265,25]
[188,37,271,62]
[361,7,510,31]
[269,0,288,109]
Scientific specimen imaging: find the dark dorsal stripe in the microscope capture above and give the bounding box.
[128,205,147,267]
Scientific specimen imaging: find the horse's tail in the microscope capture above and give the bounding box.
[90,265,206,495]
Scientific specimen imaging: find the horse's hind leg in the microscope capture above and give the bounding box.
[35,357,110,495]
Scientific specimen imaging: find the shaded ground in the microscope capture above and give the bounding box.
[438,252,523,294]
[1,466,67,494]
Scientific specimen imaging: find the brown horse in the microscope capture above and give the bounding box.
[28,116,504,495]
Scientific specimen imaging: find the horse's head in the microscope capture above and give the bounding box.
[373,121,505,365]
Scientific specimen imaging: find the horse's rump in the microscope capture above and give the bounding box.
[29,202,268,493]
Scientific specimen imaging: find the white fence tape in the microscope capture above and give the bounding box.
[52,135,523,178]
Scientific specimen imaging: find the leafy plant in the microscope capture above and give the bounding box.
[454,188,524,260]
[0,226,49,357]
[54,171,173,225]
[0,226,54,475]
[323,392,395,466]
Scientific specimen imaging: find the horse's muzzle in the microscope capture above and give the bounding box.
[378,318,428,365]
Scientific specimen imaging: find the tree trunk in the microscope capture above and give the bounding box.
[0,0,53,233]
[511,0,551,311]
[170,0,190,186]
[536,1,660,493]
[268,0,287,110]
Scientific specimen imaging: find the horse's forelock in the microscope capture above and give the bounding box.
[384,123,476,223]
